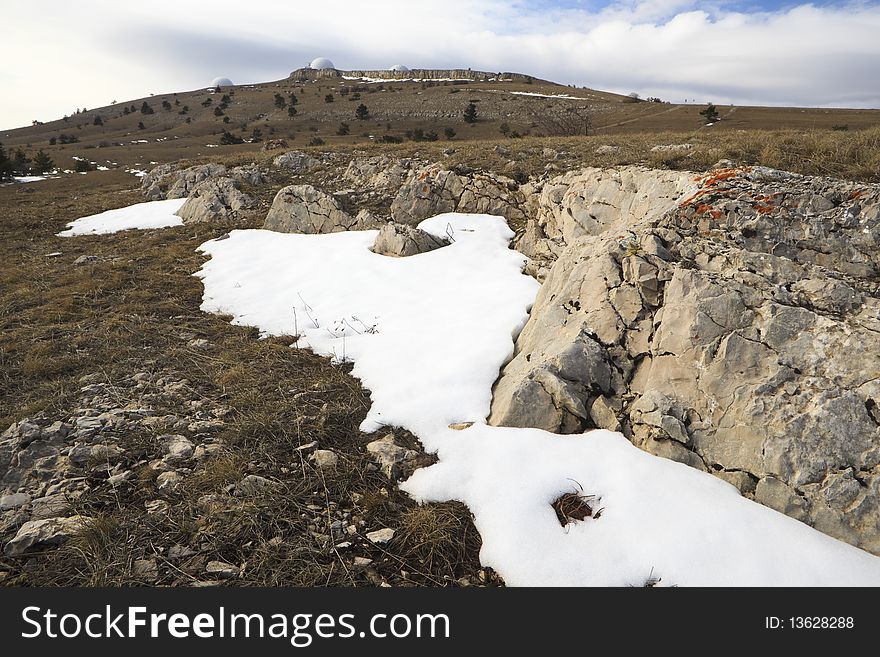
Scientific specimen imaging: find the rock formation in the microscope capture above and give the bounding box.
[263,184,381,234]
[372,222,449,257]
[175,177,257,224]
[490,164,880,554]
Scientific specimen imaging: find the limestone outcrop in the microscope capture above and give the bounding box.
[174,177,257,224]
[372,222,449,257]
[263,184,381,234]
[491,165,880,554]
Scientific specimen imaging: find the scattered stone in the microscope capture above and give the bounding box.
[365,528,395,544]
[4,516,88,557]
[0,493,30,510]
[234,475,280,497]
[311,449,338,469]
[73,255,98,265]
[365,435,419,480]
[162,435,193,464]
[205,560,240,579]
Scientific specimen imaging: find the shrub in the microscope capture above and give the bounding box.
[444,127,456,140]
[0,143,13,181]
[93,115,103,126]
[140,102,154,115]
[499,122,510,136]
[336,122,350,136]
[463,102,477,123]
[274,93,286,109]
[308,137,325,146]
[74,158,94,172]
[288,106,297,117]
[161,100,172,111]
[355,104,369,120]
[324,94,334,104]
[48,137,57,145]
[214,106,224,117]
[378,134,403,143]
[219,130,244,145]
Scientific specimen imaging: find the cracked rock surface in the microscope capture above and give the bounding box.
[491,165,880,554]
[264,184,382,234]
[175,177,257,224]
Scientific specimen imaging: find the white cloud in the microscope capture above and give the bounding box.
[1,1,879,130]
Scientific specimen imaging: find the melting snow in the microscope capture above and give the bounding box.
[195,213,880,587]
[58,198,185,236]
[510,91,581,100]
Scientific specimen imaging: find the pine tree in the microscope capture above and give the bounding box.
[0,143,13,181]
[287,105,298,117]
[32,150,54,174]
[274,93,286,109]
[93,115,103,126]
[11,148,30,174]
[463,102,478,123]
[355,103,369,120]
[140,101,154,115]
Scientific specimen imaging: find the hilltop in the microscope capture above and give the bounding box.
[2,66,879,178]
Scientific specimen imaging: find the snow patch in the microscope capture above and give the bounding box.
[195,212,880,586]
[58,198,185,237]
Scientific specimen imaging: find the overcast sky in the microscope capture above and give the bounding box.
[2,0,879,130]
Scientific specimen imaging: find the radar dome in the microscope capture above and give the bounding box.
[389,64,410,72]
[210,77,233,88]
[309,57,336,70]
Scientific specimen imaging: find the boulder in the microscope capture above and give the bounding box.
[264,185,380,234]
[372,222,449,257]
[174,177,256,224]
[142,163,227,201]
[4,516,88,557]
[390,164,526,226]
[272,151,320,173]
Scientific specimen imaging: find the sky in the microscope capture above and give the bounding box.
[2,0,879,130]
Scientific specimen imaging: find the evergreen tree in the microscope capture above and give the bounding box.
[274,93,286,109]
[32,150,54,174]
[11,148,30,174]
[289,93,299,106]
[355,103,369,120]
[463,102,478,123]
[324,94,334,104]
[93,115,103,126]
[0,143,13,181]
[287,105,298,117]
[140,101,154,115]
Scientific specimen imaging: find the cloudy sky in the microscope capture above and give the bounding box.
[2,0,879,129]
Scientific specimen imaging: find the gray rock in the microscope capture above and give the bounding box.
[390,164,526,226]
[162,435,193,464]
[142,163,227,201]
[264,185,379,234]
[0,493,30,511]
[365,528,395,544]
[311,449,338,469]
[273,151,320,173]
[365,435,419,479]
[372,222,449,257]
[68,444,123,467]
[175,177,256,224]
[234,475,280,497]
[4,516,88,557]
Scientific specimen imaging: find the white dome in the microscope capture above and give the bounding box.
[309,57,336,70]
[389,64,410,72]
[210,77,233,88]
